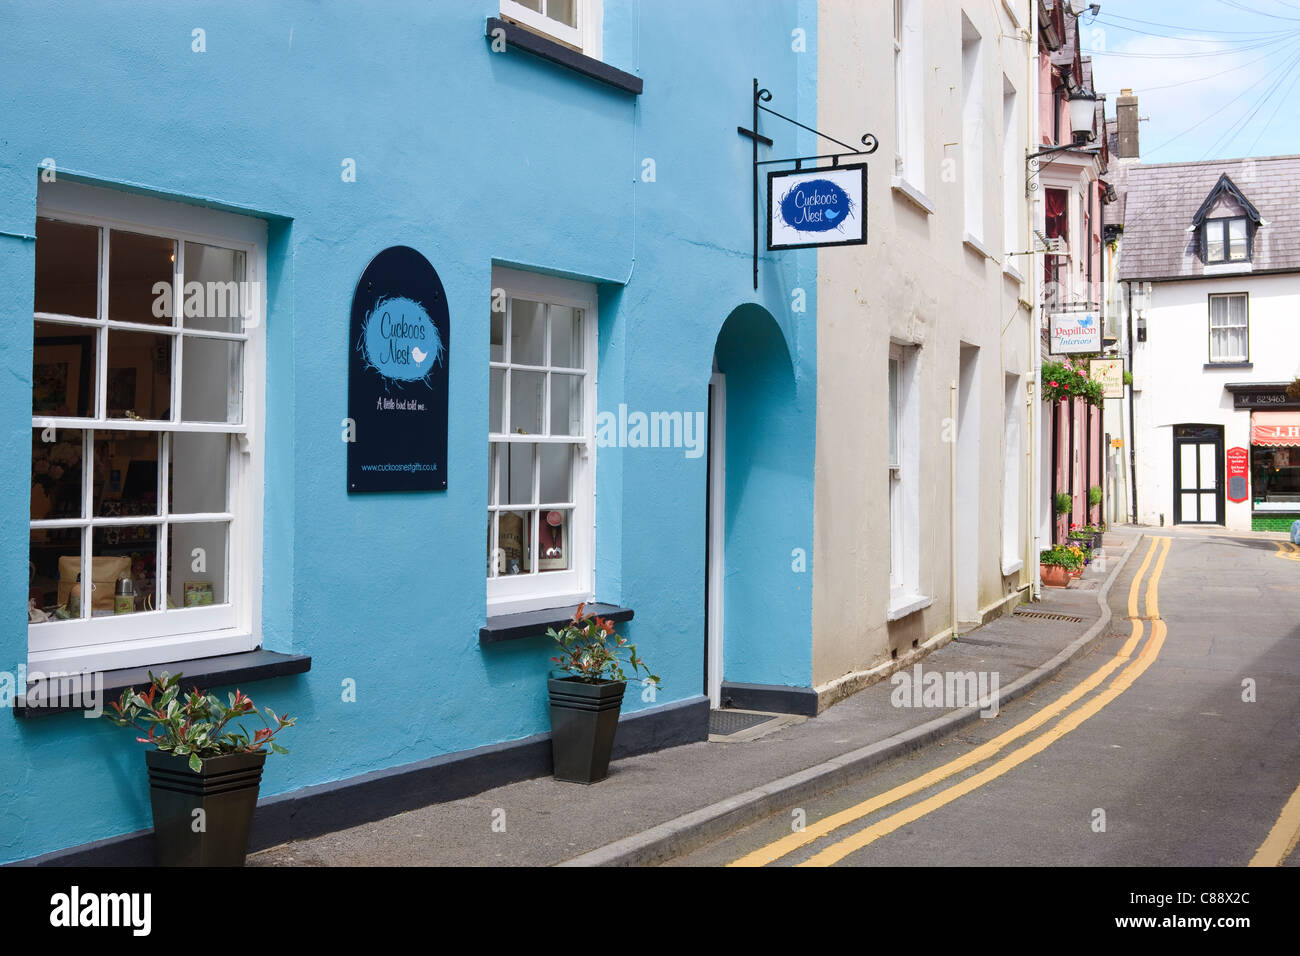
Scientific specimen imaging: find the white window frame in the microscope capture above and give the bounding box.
[488,267,597,614]
[1002,76,1019,259]
[893,0,926,193]
[888,342,926,619]
[28,180,266,674]
[1001,373,1023,574]
[1208,292,1248,364]
[960,13,985,244]
[500,0,602,59]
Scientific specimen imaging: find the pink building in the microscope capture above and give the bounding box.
[1036,0,1111,543]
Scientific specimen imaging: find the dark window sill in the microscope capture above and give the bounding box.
[485,17,642,95]
[1205,362,1253,369]
[480,603,634,645]
[13,649,311,719]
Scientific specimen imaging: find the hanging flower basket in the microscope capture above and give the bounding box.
[1041,359,1104,407]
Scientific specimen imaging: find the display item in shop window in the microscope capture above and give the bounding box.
[184,580,214,607]
[114,575,135,615]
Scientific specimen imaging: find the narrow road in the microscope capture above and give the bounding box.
[670,531,1300,866]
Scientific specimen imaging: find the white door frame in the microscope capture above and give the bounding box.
[707,372,726,709]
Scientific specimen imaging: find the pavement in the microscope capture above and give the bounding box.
[250,529,1145,867]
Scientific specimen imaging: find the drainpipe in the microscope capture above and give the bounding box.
[1028,0,1041,599]
[951,380,960,637]
[1127,281,1138,524]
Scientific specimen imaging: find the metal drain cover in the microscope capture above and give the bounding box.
[709,709,780,736]
[1013,609,1086,623]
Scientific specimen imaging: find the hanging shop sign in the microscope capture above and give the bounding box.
[767,164,867,250]
[1226,446,1249,503]
[1049,312,1102,354]
[1090,358,1123,399]
[347,245,450,493]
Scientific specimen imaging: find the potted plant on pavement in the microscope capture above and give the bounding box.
[1039,545,1082,588]
[103,671,295,866]
[546,603,660,784]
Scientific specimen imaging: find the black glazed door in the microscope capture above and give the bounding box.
[1173,425,1224,525]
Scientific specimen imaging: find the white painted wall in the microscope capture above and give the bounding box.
[813,0,1035,688]
[1131,271,1300,530]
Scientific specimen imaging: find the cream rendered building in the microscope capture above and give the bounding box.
[810,0,1040,703]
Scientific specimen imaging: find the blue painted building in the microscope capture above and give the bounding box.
[0,0,823,862]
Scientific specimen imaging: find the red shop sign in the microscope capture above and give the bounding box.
[1226,446,1249,503]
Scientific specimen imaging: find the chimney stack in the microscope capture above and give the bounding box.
[1116,88,1139,159]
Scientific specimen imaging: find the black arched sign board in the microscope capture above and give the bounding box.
[347,246,450,492]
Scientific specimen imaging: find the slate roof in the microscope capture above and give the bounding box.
[1118,155,1300,280]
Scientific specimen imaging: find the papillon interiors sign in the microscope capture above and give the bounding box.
[347,245,450,492]
[768,164,867,250]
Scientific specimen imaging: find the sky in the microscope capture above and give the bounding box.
[1081,0,1300,163]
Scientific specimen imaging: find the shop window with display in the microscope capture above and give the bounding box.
[27,183,266,674]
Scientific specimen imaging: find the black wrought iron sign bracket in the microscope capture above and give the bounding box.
[739,78,879,290]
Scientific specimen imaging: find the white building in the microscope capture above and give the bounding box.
[1119,155,1300,532]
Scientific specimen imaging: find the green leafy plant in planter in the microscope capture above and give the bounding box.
[1055,491,1072,517]
[103,671,294,866]
[546,604,660,784]
[1089,485,1103,507]
[1039,544,1083,587]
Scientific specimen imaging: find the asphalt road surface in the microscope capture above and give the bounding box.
[669,529,1300,867]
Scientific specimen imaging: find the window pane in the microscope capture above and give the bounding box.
[1181,492,1199,521]
[107,328,172,419]
[550,372,582,437]
[550,306,582,368]
[490,368,505,434]
[109,230,175,326]
[503,443,535,505]
[516,0,542,10]
[94,525,158,615]
[29,526,82,621]
[169,433,229,514]
[888,358,899,466]
[181,336,242,423]
[182,242,246,333]
[490,303,505,363]
[1210,296,1227,328]
[1228,219,1247,261]
[540,443,572,504]
[1199,444,1217,489]
[33,323,97,418]
[35,218,99,318]
[93,430,160,517]
[1207,224,1224,262]
[1228,294,1246,327]
[31,428,84,521]
[1210,328,1229,361]
[511,299,546,367]
[1200,492,1217,523]
[168,521,228,608]
[537,509,570,572]
[510,370,544,435]
[548,0,576,26]
[494,510,531,575]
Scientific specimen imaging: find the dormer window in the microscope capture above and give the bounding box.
[1191,173,1261,267]
[1204,216,1249,263]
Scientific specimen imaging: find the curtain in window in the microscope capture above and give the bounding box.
[1210,295,1247,361]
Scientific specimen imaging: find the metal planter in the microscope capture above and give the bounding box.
[547,677,626,784]
[145,749,266,866]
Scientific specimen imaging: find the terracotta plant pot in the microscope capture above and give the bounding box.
[1040,563,1070,588]
[1069,566,1084,578]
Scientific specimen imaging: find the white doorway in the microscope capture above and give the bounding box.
[706,371,726,708]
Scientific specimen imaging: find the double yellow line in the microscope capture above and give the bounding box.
[730,536,1173,868]
[1272,541,1300,562]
